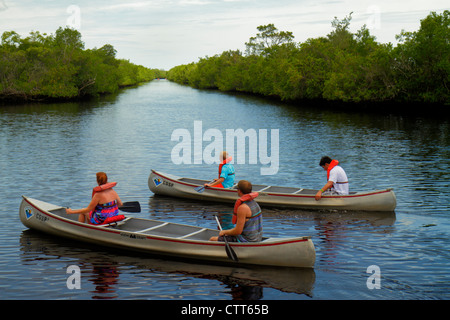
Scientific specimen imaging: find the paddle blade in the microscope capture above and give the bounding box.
[119,201,141,213]
[215,215,239,262]
[225,242,239,262]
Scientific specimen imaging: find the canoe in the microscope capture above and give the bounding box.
[149,169,397,212]
[19,196,316,268]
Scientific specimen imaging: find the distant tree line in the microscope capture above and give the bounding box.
[167,11,449,106]
[0,27,166,102]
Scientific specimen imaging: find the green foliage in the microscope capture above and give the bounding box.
[245,24,294,56]
[0,27,165,101]
[394,11,449,103]
[168,11,449,105]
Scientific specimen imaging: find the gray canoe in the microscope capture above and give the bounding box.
[148,170,396,212]
[19,196,316,268]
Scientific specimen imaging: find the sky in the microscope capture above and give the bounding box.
[0,0,447,70]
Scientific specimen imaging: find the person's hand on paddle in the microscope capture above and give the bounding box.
[219,229,228,237]
[204,179,218,187]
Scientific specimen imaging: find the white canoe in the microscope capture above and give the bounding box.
[149,170,397,212]
[19,196,316,268]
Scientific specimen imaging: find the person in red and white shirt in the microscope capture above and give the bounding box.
[315,156,349,201]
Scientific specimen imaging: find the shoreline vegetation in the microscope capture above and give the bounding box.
[0,27,166,103]
[167,11,449,108]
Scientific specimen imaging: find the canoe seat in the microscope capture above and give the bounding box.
[98,215,126,225]
[177,228,208,239]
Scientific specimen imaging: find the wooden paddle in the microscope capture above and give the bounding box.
[118,201,141,213]
[195,180,214,193]
[215,215,239,262]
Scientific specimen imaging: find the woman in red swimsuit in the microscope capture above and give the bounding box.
[66,172,123,224]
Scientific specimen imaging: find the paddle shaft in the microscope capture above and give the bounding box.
[215,215,239,262]
[195,180,215,193]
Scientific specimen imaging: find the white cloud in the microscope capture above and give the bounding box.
[179,0,213,5]
[102,2,153,10]
[0,0,447,69]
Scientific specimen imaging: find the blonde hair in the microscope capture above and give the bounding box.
[221,151,228,161]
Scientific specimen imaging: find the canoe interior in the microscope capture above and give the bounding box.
[49,208,78,221]
[178,177,357,195]
[111,219,219,241]
[48,207,218,241]
[178,177,212,186]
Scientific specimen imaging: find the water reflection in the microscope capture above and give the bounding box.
[19,230,315,299]
[90,262,120,299]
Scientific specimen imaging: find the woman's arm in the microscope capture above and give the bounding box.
[66,195,99,214]
[115,191,123,207]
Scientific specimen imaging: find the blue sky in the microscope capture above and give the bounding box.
[0,0,447,70]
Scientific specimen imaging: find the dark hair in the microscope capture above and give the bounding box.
[96,172,108,185]
[319,156,332,166]
[237,180,252,194]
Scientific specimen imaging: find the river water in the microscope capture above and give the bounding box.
[0,80,449,300]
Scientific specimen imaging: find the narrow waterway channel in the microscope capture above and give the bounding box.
[0,80,448,299]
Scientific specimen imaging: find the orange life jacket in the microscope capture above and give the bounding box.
[327,160,339,181]
[218,156,233,178]
[92,182,117,197]
[232,192,259,224]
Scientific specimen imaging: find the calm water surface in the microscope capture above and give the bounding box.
[0,80,449,300]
